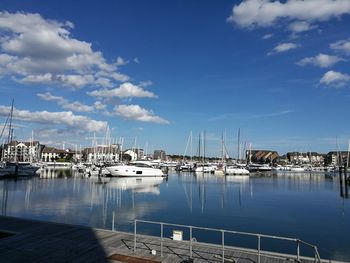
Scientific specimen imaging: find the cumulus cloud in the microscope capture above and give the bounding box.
[37,92,101,112]
[88,82,157,99]
[268,42,298,54]
[297,53,344,68]
[228,0,350,30]
[0,105,107,132]
[0,11,128,88]
[330,39,350,55]
[93,101,107,110]
[113,104,169,124]
[320,70,350,87]
[288,21,317,33]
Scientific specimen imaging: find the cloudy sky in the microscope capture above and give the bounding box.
[0,0,350,156]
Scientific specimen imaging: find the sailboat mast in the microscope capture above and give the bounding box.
[7,99,14,145]
[203,130,206,163]
[237,128,240,161]
[347,139,350,169]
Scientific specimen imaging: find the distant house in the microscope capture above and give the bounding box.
[41,147,69,162]
[2,140,44,162]
[246,150,279,164]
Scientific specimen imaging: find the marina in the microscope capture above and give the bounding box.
[0,168,349,262]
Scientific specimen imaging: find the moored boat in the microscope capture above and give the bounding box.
[106,162,164,177]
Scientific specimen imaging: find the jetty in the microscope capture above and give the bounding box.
[0,216,345,263]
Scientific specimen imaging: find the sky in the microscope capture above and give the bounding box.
[0,0,350,157]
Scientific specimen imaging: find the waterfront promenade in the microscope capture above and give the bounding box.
[0,216,346,263]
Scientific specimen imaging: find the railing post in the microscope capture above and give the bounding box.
[297,239,300,262]
[221,230,225,263]
[189,226,193,259]
[315,246,320,263]
[314,246,317,263]
[161,223,163,258]
[257,235,261,263]
[134,220,137,252]
[112,211,115,231]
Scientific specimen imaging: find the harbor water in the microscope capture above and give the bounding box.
[0,169,349,261]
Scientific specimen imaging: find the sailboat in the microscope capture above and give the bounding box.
[0,100,40,178]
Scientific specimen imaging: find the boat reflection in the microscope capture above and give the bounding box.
[105,177,166,195]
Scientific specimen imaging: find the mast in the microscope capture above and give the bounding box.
[237,128,240,161]
[5,100,14,162]
[347,139,350,169]
[203,130,206,163]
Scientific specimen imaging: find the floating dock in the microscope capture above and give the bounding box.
[0,216,346,263]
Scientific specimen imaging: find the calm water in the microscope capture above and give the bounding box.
[0,168,349,261]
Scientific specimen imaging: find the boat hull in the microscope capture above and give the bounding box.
[106,165,164,177]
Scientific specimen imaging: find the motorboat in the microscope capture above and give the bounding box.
[106,162,164,177]
[247,163,272,172]
[194,163,217,173]
[225,165,250,175]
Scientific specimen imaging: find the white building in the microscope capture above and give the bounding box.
[2,140,44,162]
[83,144,120,163]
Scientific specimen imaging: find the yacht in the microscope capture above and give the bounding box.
[247,163,272,172]
[225,165,250,175]
[194,163,217,173]
[106,162,164,177]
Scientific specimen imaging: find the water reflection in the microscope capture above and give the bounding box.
[0,169,349,261]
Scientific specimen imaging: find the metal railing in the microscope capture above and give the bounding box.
[133,219,322,263]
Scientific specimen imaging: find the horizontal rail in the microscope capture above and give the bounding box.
[134,219,321,262]
[135,219,296,242]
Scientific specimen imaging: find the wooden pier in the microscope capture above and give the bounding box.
[0,216,346,263]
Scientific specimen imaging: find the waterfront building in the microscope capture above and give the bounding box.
[2,140,44,162]
[82,144,120,163]
[41,147,71,162]
[325,151,349,166]
[153,150,167,161]
[246,150,279,164]
[286,152,325,165]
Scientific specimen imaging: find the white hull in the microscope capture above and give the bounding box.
[225,167,250,175]
[106,165,164,177]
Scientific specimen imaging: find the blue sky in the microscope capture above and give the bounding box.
[0,0,350,157]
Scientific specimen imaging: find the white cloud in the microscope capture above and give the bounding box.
[56,74,95,88]
[0,12,128,88]
[113,104,169,124]
[20,73,53,84]
[61,101,95,112]
[228,0,350,29]
[320,70,350,87]
[330,39,350,55]
[269,42,298,54]
[37,92,67,104]
[297,53,344,68]
[262,33,273,40]
[88,82,157,98]
[0,105,107,132]
[93,101,107,110]
[288,21,317,33]
[37,92,100,113]
[116,56,128,66]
